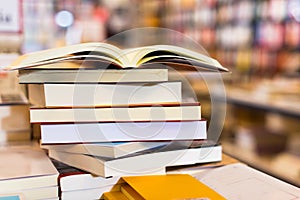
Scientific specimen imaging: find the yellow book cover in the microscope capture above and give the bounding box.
[102,174,225,200]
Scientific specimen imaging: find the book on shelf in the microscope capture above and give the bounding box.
[101,174,225,200]
[48,141,222,177]
[39,120,207,143]
[0,92,28,105]
[5,42,228,72]
[0,104,30,132]
[0,130,31,143]
[27,81,182,107]
[17,64,168,83]
[0,145,59,193]
[29,102,201,123]
[0,93,30,142]
[42,142,169,158]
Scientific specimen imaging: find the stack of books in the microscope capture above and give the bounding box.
[0,143,59,200]
[5,42,228,199]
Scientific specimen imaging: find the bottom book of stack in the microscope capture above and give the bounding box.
[0,143,59,200]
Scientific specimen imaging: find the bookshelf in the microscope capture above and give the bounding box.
[160,0,300,187]
[161,0,300,80]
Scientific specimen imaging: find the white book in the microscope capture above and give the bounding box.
[42,142,169,158]
[30,103,201,123]
[40,120,207,144]
[60,174,119,192]
[51,158,120,191]
[0,145,59,192]
[49,143,222,178]
[61,185,113,200]
[28,81,181,107]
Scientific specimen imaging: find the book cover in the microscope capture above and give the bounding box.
[42,142,169,158]
[102,174,225,200]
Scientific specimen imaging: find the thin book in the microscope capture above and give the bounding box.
[29,102,201,123]
[39,120,207,143]
[49,142,222,177]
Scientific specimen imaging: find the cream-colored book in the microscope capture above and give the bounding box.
[0,145,59,192]
[27,81,181,107]
[30,102,201,123]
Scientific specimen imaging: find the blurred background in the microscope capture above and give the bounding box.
[0,0,299,186]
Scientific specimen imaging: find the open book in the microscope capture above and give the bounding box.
[6,42,228,72]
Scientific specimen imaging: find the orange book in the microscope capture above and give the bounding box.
[101,174,225,200]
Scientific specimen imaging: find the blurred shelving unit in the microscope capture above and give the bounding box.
[161,0,299,80]
[161,0,300,187]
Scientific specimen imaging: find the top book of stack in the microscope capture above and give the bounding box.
[4,42,228,83]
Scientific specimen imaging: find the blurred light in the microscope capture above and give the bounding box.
[288,0,300,22]
[55,10,74,28]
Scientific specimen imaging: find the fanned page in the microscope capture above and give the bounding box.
[5,42,228,72]
[8,42,124,70]
[122,45,228,72]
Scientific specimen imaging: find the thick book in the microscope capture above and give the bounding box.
[101,174,225,200]
[0,145,59,192]
[48,142,222,177]
[42,142,169,158]
[18,65,168,83]
[6,42,228,72]
[27,81,182,107]
[39,120,207,143]
[30,102,201,123]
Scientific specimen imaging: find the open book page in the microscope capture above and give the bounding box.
[122,44,227,71]
[194,163,300,200]
[5,42,228,72]
[9,43,122,70]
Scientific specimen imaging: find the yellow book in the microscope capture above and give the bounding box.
[101,174,225,200]
[102,191,128,200]
[120,184,143,200]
